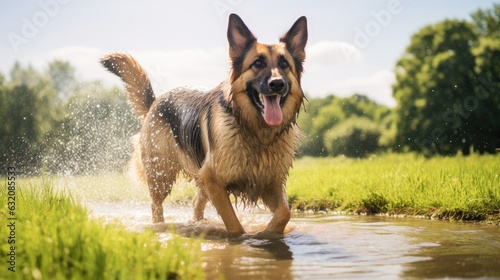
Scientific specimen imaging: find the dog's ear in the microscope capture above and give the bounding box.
[280,16,308,64]
[227,14,256,60]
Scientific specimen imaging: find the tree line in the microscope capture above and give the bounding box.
[0,61,138,176]
[392,4,500,156]
[1,5,498,175]
[300,4,499,157]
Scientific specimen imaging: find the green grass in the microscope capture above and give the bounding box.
[287,154,500,222]
[23,153,500,224]
[59,153,498,223]
[0,178,204,280]
[48,174,196,204]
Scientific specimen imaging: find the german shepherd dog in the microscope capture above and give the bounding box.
[101,14,307,235]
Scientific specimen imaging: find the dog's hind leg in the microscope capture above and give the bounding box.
[142,136,180,223]
[146,164,178,223]
[150,188,168,223]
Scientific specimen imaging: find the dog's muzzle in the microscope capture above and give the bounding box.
[259,77,288,126]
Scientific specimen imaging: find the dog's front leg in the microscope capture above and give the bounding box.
[261,187,291,235]
[198,167,245,234]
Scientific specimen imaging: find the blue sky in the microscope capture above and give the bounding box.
[1,0,498,106]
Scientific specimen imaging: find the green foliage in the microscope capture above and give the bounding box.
[297,96,336,156]
[0,63,64,175]
[287,154,500,221]
[0,179,204,280]
[471,3,500,38]
[47,60,77,100]
[324,117,381,158]
[393,4,500,156]
[0,61,138,175]
[45,82,138,174]
[298,94,390,157]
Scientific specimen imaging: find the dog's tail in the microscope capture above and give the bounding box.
[100,53,155,121]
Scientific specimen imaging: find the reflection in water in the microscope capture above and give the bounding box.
[244,238,293,260]
[201,237,294,279]
[403,225,500,279]
[87,202,500,279]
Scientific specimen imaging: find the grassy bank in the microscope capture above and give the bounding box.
[0,178,204,280]
[287,154,500,222]
[57,154,500,223]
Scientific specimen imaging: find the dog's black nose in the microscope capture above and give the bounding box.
[269,78,286,93]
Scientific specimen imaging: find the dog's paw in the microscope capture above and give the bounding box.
[150,222,169,232]
[253,230,284,240]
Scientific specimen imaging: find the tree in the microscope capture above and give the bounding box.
[471,4,500,38]
[0,60,138,175]
[0,63,62,174]
[471,4,500,154]
[47,60,77,100]
[393,14,499,156]
[43,82,138,174]
[297,96,337,156]
[297,94,390,157]
[324,117,381,158]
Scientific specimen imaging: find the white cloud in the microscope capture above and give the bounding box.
[133,48,228,94]
[301,40,396,107]
[24,42,395,107]
[47,46,110,81]
[306,40,363,70]
[325,70,396,107]
[43,46,230,96]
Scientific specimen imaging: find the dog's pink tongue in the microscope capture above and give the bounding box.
[262,95,283,126]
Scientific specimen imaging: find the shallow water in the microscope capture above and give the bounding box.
[87,202,500,279]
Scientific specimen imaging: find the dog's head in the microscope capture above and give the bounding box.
[227,14,307,128]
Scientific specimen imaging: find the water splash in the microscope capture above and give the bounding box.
[43,82,139,175]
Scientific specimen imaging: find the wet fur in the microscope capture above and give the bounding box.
[101,14,307,234]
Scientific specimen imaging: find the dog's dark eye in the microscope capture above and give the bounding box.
[279,59,289,69]
[252,58,266,69]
